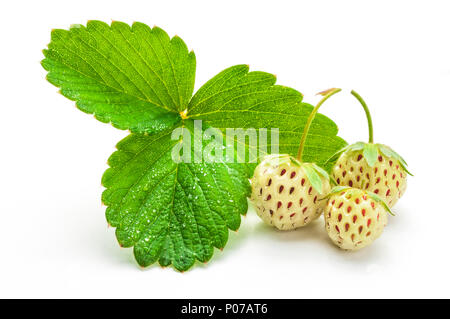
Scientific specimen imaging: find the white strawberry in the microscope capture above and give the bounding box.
[324,186,392,250]
[250,88,340,230]
[330,90,411,208]
[251,155,331,230]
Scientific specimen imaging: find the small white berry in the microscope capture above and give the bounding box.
[324,187,389,250]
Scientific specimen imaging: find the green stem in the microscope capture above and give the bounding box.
[350,90,374,143]
[296,88,342,161]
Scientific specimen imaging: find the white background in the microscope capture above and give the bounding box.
[1,0,449,298]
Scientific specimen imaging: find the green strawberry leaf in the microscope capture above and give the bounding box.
[289,157,302,167]
[323,143,351,170]
[320,185,351,201]
[331,144,352,157]
[312,163,330,181]
[102,121,250,271]
[377,144,413,176]
[349,141,366,152]
[330,185,352,194]
[42,21,196,134]
[377,144,395,158]
[367,191,395,216]
[302,164,323,194]
[363,143,378,167]
[187,65,347,172]
[331,141,364,158]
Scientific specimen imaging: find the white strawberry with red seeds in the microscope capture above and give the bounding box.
[251,155,330,230]
[333,146,408,208]
[324,186,391,250]
[330,90,411,208]
[250,88,341,230]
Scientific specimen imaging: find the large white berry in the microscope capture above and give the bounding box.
[250,155,331,230]
[324,187,389,250]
